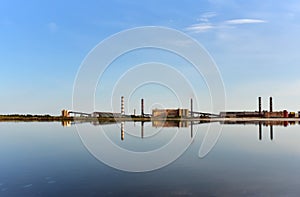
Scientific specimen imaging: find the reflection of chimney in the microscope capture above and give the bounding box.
[270,125,273,140]
[190,98,193,117]
[121,96,124,115]
[121,122,124,141]
[258,97,262,114]
[141,99,144,117]
[259,122,262,140]
[141,122,144,138]
[191,121,193,138]
[270,97,273,112]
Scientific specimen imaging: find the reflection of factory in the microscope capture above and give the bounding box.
[221,120,298,127]
[61,120,71,127]
[152,109,189,118]
[220,97,299,118]
[152,120,189,127]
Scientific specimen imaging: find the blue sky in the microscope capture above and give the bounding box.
[1,0,300,115]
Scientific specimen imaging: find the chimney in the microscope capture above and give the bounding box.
[258,97,262,114]
[121,96,124,115]
[269,97,273,112]
[141,99,144,117]
[190,98,193,117]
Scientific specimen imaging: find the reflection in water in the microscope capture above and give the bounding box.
[220,120,300,141]
[259,122,262,140]
[141,121,144,139]
[4,122,300,196]
[121,122,124,141]
[152,120,189,128]
[61,120,71,127]
[221,120,299,127]
[65,119,299,142]
[191,121,193,138]
[118,121,194,141]
[270,125,273,140]
[258,123,273,141]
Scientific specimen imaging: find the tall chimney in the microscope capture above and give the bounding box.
[141,99,144,117]
[258,97,262,114]
[190,98,193,117]
[121,96,124,115]
[269,97,273,112]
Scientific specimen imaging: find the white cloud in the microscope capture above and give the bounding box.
[47,22,58,32]
[186,16,267,33]
[186,24,215,33]
[225,19,267,25]
[197,12,217,22]
[185,12,218,33]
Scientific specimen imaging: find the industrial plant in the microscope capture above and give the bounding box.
[61,96,300,120]
[220,97,297,118]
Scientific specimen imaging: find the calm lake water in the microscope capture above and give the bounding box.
[1,121,300,196]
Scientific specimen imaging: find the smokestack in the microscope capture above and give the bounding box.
[190,98,193,117]
[121,96,124,115]
[141,99,144,117]
[269,97,273,112]
[258,97,262,114]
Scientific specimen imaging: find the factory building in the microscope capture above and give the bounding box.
[219,97,293,118]
[92,112,123,118]
[219,111,260,118]
[152,109,189,118]
[61,109,69,117]
[263,110,288,118]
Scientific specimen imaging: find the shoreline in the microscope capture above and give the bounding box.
[1,115,300,123]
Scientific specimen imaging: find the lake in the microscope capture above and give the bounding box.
[0,121,300,196]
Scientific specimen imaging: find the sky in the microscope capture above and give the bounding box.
[1,0,300,115]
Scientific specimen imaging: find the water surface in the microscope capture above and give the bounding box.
[0,121,300,196]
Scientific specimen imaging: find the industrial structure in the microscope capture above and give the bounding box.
[61,109,69,117]
[63,96,299,120]
[121,96,125,115]
[141,98,144,117]
[219,97,295,118]
[152,109,189,118]
[92,112,123,118]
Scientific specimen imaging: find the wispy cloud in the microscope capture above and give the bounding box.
[186,12,267,33]
[186,24,215,33]
[186,12,218,33]
[225,19,267,25]
[197,12,217,22]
